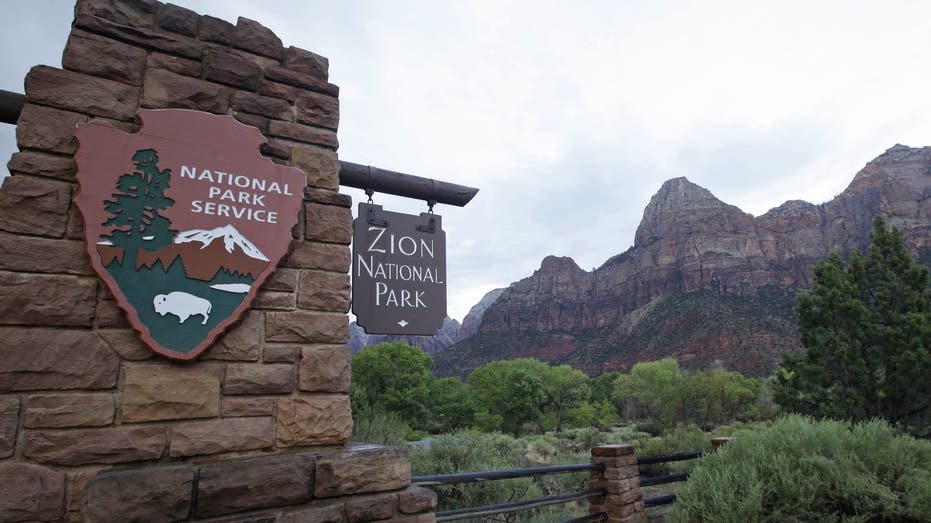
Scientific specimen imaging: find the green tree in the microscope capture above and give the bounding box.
[351,342,433,428]
[615,358,685,427]
[468,359,548,434]
[101,149,177,268]
[540,364,591,432]
[775,217,931,431]
[425,377,477,433]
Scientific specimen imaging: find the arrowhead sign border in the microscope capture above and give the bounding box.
[73,109,306,360]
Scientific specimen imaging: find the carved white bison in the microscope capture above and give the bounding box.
[153,291,212,325]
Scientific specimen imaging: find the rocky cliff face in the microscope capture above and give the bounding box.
[434,145,931,377]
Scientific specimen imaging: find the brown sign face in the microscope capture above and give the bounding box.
[352,203,446,335]
[73,109,305,360]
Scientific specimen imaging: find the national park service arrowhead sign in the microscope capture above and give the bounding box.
[352,203,446,335]
[74,109,305,360]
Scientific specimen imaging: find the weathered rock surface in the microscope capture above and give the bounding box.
[0,328,119,390]
[121,364,220,422]
[276,395,352,446]
[315,445,410,497]
[169,416,274,457]
[82,466,194,523]
[23,426,166,466]
[196,455,314,517]
[23,393,114,428]
[0,463,66,522]
[436,145,931,377]
[0,397,19,458]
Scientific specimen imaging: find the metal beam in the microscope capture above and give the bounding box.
[0,89,478,207]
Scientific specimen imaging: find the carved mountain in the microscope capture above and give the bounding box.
[434,144,931,378]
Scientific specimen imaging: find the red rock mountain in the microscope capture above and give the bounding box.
[433,145,931,378]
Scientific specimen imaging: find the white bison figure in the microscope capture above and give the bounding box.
[153,292,212,325]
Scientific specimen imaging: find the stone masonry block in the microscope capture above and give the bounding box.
[24,393,115,428]
[0,233,91,275]
[278,502,344,523]
[74,8,203,60]
[269,120,338,149]
[276,395,352,447]
[254,290,295,310]
[0,397,19,458]
[0,175,72,237]
[157,3,199,36]
[0,272,96,326]
[26,65,139,120]
[305,203,352,244]
[169,416,274,457]
[299,345,351,393]
[231,90,293,120]
[205,49,262,90]
[0,463,66,522]
[592,445,636,457]
[232,17,283,59]
[142,67,230,114]
[121,363,221,422]
[296,91,339,130]
[297,270,350,312]
[264,345,298,363]
[82,466,194,523]
[199,15,234,45]
[265,65,339,97]
[62,29,147,86]
[291,144,339,190]
[223,363,295,394]
[196,454,314,517]
[97,328,153,360]
[74,0,158,28]
[23,426,166,466]
[285,241,350,272]
[284,46,329,81]
[7,150,75,181]
[315,445,410,498]
[147,51,202,77]
[266,311,349,343]
[398,486,438,514]
[16,103,89,154]
[0,327,119,391]
[221,397,276,417]
[346,493,395,523]
[202,309,261,361]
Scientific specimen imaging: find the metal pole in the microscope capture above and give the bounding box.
[0,90,479,207]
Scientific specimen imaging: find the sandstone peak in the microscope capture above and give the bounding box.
[538,255,584,273]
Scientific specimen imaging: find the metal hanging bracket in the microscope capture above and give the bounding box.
[366,206,389,227]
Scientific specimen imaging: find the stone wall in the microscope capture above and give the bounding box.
[0,0,434,521]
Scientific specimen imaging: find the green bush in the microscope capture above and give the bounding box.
[351,411,412,445]
[669,415,931,522]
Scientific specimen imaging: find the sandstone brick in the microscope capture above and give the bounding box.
[259,80,299,102]
[592,444,636,457]
[265,65,339,97]
[221,396,276,417]
[0,327,119,390]
[264,345,298,363]
[121,364,220,422]
[169,416,274,457]
[276,395,352,447]
[26,65,138,120]
[346,493,395,523]
[62,29,147,85]
[142,67,230,114]
[199,14,234,45]
[15,104,89,154]
[306,203,352,244]
[0,233,91,275]
[398,486,438,514]
[254,290,295,310]
[269,120,338,149]
[260,139,291,160]
[291,144,339,190]
[285,242,350,271]
[232,90,293,120]
[74,0,158,28]
[315,445,410,498]
[278,502,344,523]
[196,454,314,517]
[206,49,261,90]
[304,187,352,207]
[67,467,105,519]
[7,150,75,181]
[300,345,350,393]
[23,426,166,466]
[0,463,66,522]
[0,272,97,326]
[232,17,283,59]
[262,268,299,292]
[97,328,153,360]
[157,3,198,36]
[234,111,268,132]
[298,270,350,312]
[66,206,86,242]
[223,363,294,394]
[24,393,114,428]
[0,175,72,237]
[203,309,261,361]
[284,46,329,81]
[147,51,201,77]
[82,466,194,523]
[74,9,203,60]
[296,91,339,130]
[266,311,349,343]
[0,397,19,458]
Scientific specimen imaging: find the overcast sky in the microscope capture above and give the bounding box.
[3,1,931,322]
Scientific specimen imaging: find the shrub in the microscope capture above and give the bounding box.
[669,415,931,522]
[352,411,412,445]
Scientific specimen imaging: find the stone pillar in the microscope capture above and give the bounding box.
[0,0,433,521]
[711,437,732,450]
[590,444,645,523]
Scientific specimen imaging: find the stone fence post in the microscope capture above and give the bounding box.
[590,444,644,523]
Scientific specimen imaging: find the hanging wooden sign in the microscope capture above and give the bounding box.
[352,203,446,335]
[73,109,305,360]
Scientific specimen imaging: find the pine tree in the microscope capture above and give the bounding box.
[101,148,177,268]
[775,217,931,432]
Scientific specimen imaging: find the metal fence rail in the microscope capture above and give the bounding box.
[434,489,604,522]
[638,450,707,509]
[413,463,603,486]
